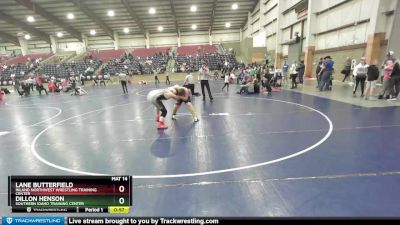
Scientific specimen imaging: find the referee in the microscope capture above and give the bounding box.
[118,72,128,94]
[199,62,213,101]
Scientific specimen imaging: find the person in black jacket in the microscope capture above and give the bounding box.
[364,60,380,100]
[342,57,352,82]
[315,58,323,88]
[388,61,400,100]
[296,60,305,84]
[261,70,272,93]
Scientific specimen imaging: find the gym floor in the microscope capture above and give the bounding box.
[1,78,400,217]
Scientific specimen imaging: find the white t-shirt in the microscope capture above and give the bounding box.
[353,63,369,76]
[184,74,194,84]
[119,73,127,81]
[224,74,230,83]
[199,67,210,80]
[291,64,298,74]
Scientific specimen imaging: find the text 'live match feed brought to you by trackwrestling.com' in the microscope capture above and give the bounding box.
[1,175,400,225]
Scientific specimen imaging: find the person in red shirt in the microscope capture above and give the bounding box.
[35,74,48,95]
[0,90,4,101]
[48,80,56,92]
[35,74,42,85]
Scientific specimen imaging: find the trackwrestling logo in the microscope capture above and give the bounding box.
[2,217,64,225]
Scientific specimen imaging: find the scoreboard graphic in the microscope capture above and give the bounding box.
[8,176,132,213]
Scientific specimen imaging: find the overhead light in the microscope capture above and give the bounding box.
[158,26,164,32]
[225,22,231,28]
[57,32,63,38]
[149,8,156,14]
[107,10,115,17]
[90,29,96,35]
[27,16,35,23]
[190,5,197,12]
[67,13,74,19]
[232,3,238,10]
[24,34,31,40]
[123,28,129,33]
[191,24,197,30]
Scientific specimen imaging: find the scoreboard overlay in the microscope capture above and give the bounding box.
[8,176,132,213]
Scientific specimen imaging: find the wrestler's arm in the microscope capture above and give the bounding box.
[179,88,190,101]
[164,90,180,100]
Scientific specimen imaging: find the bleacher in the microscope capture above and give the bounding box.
[100,53,237,75]
[102,56,167,75]
[43,61,102,79]
[0,60,103,85]
[0,45,238,85]
[102,61,139,75]
[0,54,16,64]
[5,53,52,65]
[89,49,126,61]
[173,44,239,71]
[99,47,171,75]
[131,47,170,58]
[177,44,218,56]
[175,53,238,71]
[0,64,29,85]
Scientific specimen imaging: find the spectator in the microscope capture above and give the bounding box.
[296,60,305,84]
[364,60,379,100]
[238,69,245,84]
[80,74,85,86]
[261,70,272,94]
[153,68,160,85]
[237,78,258,95]
[352,57,368,97]
[315,58,324,88]
[11,79,18,92]
[382,51,396,68]
[290,62,298,89]
[379,60,394,99]
[165,69,171,85]
[26,76,34,92]
[388,60,400,100]
[35,74,48,96]
[48,80,57,92]
[20,80,30,96]
[0,89,5,101]
[319,56,334,91]
[381,51,396,83]
[342,57,352,82]
[222,70,231,91]
[282,62,289,86]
